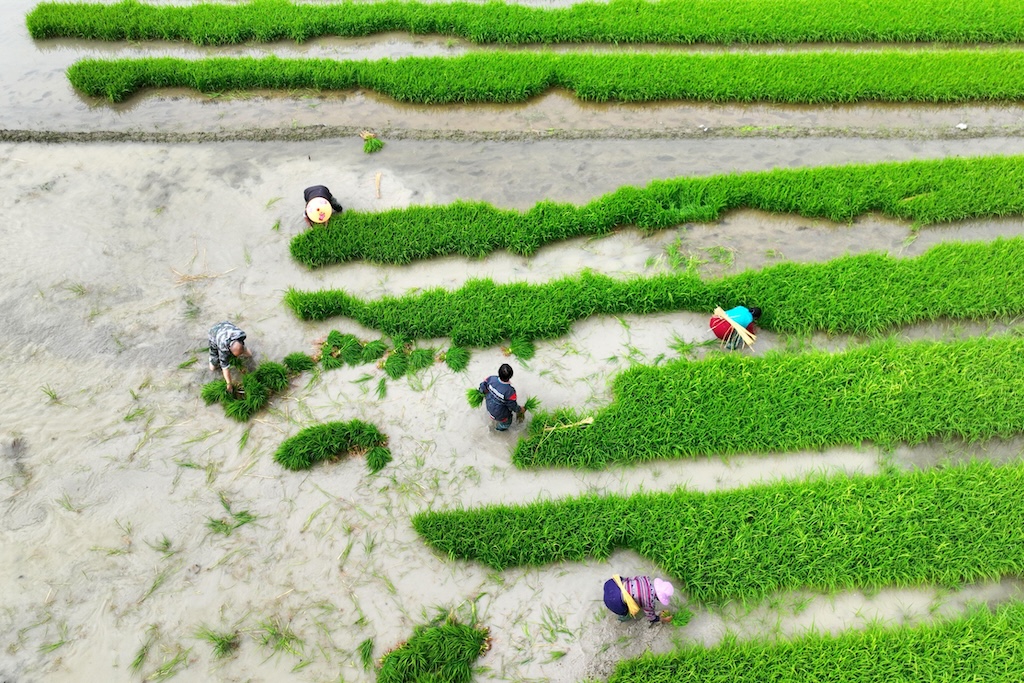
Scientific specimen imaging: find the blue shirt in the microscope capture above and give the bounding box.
[725,306,753,328]
[478,376,520,421]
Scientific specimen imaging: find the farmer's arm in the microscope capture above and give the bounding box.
[222,366,233,390]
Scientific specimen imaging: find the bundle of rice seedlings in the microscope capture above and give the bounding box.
[443,346,470,372]
[360,339,389,362]
[508,338,535,360]
[366,446,393,473]
[384,351,410,379]
[466,387,484,408]
[408,348,436,372]
[378,619,489,683]
[283,352,317,374]
[361,131,384,154]
[273,420,388,471]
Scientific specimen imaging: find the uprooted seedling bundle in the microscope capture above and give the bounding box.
[274,420,391,473]
[201,361,291,422]
[378,617,490,683]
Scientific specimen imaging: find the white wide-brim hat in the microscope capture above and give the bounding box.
[653,578,674,605]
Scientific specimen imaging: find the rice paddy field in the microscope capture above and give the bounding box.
[5,0,1024,682]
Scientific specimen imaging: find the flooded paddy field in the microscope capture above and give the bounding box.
[4,139,1024,681]
[6,0,1024,680]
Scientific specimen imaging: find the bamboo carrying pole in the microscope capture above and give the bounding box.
[713,307,756,347]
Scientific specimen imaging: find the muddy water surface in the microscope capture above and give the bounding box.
[4,139,1024,681]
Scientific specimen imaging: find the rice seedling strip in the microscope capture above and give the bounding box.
[515,335,1024,468]
[609,603,1024,682]
[27,0,1024,46]
[286,238,1024,343]
[67,50,1024,104]
[413,461,1024,601]
[273,420,388,471]
[289,155,1024,267]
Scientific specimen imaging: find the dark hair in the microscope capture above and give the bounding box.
[498,364,513,382]
[749,307,762,321]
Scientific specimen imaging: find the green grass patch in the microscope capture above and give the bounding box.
[379,618,489,683]
[288,155,1024,266]
[67,50,1024,104]
[413,461,1024,602]
[273,420,389,472]
[609,603,1024,682]
[201,361,290,422]
[515,335,1024,468]
[286,238,1024,344]
[28,0,1024,45]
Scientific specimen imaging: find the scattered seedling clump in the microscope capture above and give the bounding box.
[609,603,1024,682]
[360,338,389,362]
[366,446,393,473]
[378,617,490,683]
[287,155,1024,267]
[201,361,290,422]
[414,461,1024,602]
[283,351,317,373]
[516,336,1024,468]
[321,330,364,368]
[287,238,1024,343]
[466,387,485,408]
[195,626,239,659]
[508,338,535,360]
[361,131,384,154]
[407,347,436,372]
[383,350,410,379]
[29,0,1024,45]
[273,420,389,472]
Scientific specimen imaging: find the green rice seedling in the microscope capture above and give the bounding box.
[443,346,470,372]
[363,136,384,154]
[147,646,189,681]
[523,396,540,412]
[138,566,174,605]
[130,626,158,674]
[378,618,489,683]
[202,361,291,421]
[273,420,388,471]
[285,238,1024,344]
[515,335,1024,468]
[375,376,387,399]
[38,623,68,654]
[195,626,239,659]
[508,338,535,360]
[29,1,1024,46]
[609,603,1024,683]
[65,50,1024,104]
[206,518,234,536]
[357,637,374,670]
[177,356,198,369]
[257,617,304,658]
[414,461,1024,602]
[366,446,393,474]
[40,384,61,404]
[383,350,410,379]
[145,535,175,559]
[283,352,317,374]
[321,330,363,367]
[287,155,1024,267]
[408,347,436,372]
[361,339,389,362]
[466,387,484,408]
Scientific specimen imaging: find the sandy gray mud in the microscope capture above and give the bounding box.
[4,138,1024,682]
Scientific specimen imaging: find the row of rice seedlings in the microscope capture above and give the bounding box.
[413,460,1024,602]
[378,617,490,683]
[201,361,290,421]
[27,0,1024,46]
[514,335,1024,468]
[66,49,1024,104]
[273,420,391,473]
[609,602,1024,682]
[286,238,1024,343]
[288,154,1024,267]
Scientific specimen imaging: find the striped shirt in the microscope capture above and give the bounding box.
[623,575,659,621]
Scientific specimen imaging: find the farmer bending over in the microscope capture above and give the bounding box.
[710,305,761,350]
[303,185,344,227]
[603,575,675,624]
[477,363,524,432]
[208,321,252,393]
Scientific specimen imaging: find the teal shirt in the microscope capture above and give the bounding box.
[726,306,753,328]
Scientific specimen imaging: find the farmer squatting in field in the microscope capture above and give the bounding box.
[208,321,252,394]
[303,184,344,227]
[710,305,761,350]
[603,575,675,624]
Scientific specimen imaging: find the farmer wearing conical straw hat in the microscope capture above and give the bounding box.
[603,575,675,624]
[710,305,761,350]
[303,184,344,227]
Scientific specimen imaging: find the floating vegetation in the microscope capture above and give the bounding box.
[273,420,389,472]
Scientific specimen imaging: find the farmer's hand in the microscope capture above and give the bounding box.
[226,383,233,394]
[659,611,672,623]
[516,409,525,423]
